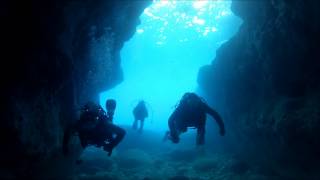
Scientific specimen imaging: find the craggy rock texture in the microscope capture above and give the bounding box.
[2,0,320,179]
[74,129,284,180]
[198,0,320,177]
[1,0,150,178]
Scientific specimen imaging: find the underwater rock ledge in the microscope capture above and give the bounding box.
[1,0,151,178]
[198,0,320,178]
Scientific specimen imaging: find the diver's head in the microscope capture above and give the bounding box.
[106,99,116,115]
[83,101,99,111]
[138,100,145,106]
[181,92,201,108]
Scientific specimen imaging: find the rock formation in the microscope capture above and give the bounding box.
[198,0,320,176]
[1,0,151,178]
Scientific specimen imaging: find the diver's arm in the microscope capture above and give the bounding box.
[145,108,149,118]
[205,105,225,136]
[168,110,180,143]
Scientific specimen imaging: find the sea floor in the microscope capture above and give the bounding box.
[72,128,287,180]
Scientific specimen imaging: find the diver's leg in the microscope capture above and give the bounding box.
[103,123,126,156]
[139,119,144,133]
[109,124,126,147]
[196,125,205,145]
[78,129,93,149]
[132,118,138,130]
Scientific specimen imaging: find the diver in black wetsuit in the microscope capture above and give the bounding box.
[132,100,148,133]
[76,99,125,156]
[165,92,225,145]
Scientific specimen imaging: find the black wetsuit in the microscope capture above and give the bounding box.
[77,106,125,151]
[168,99,224,145]
[132,102,148,131]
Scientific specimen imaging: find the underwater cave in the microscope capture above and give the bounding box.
[2,0,320,179]
[100,0,242,131]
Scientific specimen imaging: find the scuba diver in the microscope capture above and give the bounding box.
[132,100,148,133]
[74,99,126,156]
[164,92,225,145]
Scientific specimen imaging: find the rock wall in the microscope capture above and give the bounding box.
[198,0,320,175]
[1,0,150,178]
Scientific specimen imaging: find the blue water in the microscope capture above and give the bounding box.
[100,0,242,131]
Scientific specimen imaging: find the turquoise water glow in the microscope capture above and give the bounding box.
[100,0,242,131]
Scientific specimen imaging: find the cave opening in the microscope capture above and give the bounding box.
[99,0,242,131]
[3,0,320,179]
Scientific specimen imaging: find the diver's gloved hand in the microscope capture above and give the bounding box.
[219,128,226,136]
[107,150,113,156]
[103,144,113,156]
[170,133,180,144]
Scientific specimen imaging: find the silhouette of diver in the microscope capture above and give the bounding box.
[74,99,125,156]
[164,92,225,145]
[132,100,148,133]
